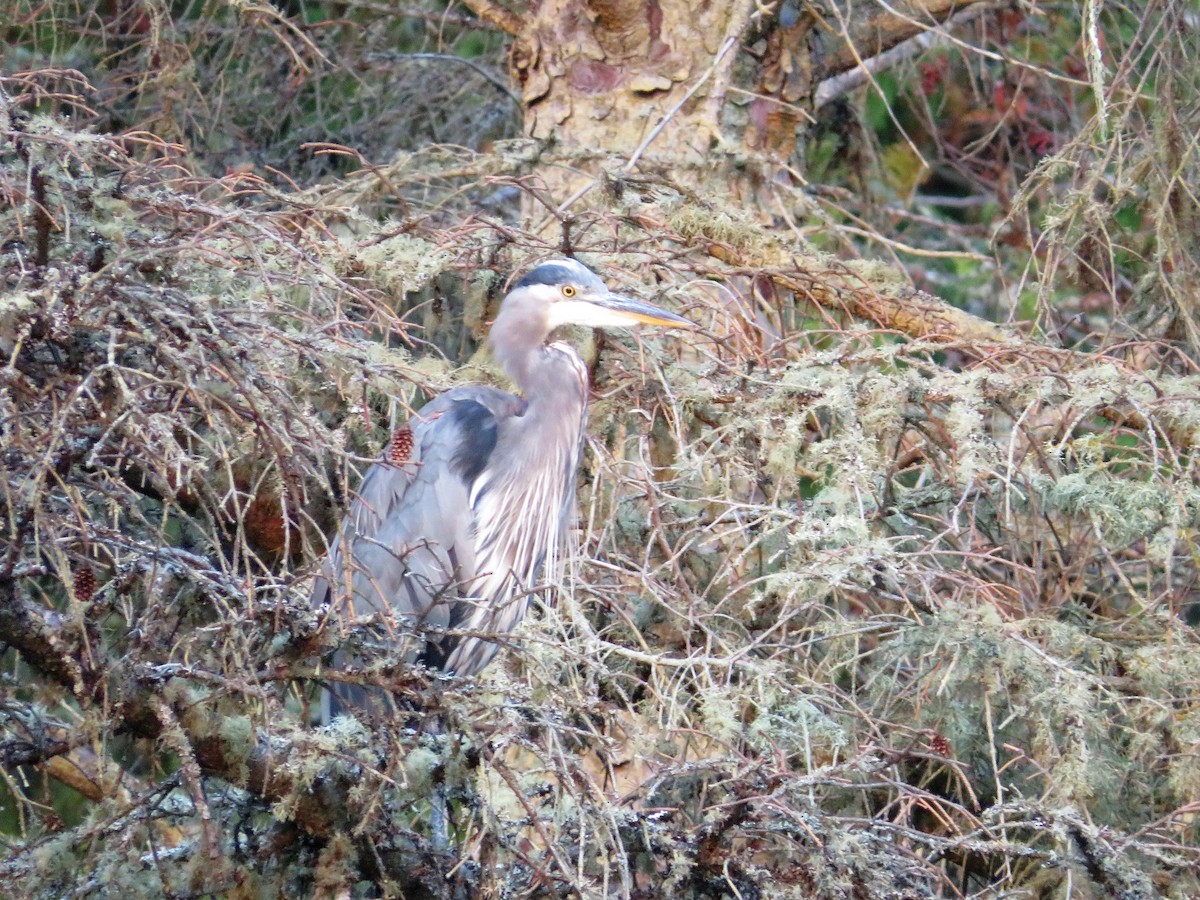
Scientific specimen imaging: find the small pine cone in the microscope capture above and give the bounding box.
[73,565,97,604]
[388,427,415,465]
[929,733,953,758]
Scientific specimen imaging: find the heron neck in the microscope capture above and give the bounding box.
[490,312,587,417]
[513,343,588,406]
[490,306,544,390]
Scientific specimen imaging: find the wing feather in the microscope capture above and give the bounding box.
[312,348,585,688]
[311,387,522,667]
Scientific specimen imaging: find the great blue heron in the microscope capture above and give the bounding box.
[312,258,689,716]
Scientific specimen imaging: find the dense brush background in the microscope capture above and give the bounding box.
[2,1,1199,897]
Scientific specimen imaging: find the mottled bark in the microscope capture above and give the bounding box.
[473,0,993,189]
[509,0,751,171]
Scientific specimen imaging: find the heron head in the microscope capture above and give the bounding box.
[506,258,691,333]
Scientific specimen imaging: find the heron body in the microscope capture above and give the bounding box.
[312,260,689,707]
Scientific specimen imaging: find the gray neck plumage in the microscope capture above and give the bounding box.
[490,311,588,426]
[489,306,543,393]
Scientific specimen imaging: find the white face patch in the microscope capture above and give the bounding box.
[545,297,646,330]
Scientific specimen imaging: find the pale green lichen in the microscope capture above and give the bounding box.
[353,232,452,298]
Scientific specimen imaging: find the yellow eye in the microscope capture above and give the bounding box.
[561,285,576,298]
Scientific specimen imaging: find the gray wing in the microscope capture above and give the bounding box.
[311,386,526,675]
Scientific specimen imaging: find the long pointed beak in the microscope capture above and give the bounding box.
[590,292,692,328]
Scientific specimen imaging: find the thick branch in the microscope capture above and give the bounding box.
[816,0,996,82]
[0,580,86,693]
[0,576,353,839]
[456,0,524,36]
[654,194,1200,450]
[667,205,1014,344]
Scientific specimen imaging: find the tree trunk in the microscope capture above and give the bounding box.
[512,0,751,168]
[463,0,992,202]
